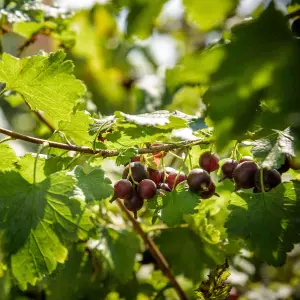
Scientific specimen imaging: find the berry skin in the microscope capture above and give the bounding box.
[138,179,157,199]
[200,181,216,199]
[122,162,149,183]
[288,156,300,170]
[219,159,238,181]
[152,142,167,159]
[291,18,300,38]
[276,156,290,174]
[113,179,133,200]
[124,191,144,219]
[187,168,211,192]
[239,156,253,163]
[148,168,161,186]
[158,183,171,192]
[131,156,141,162]
[233,161,259,190]
[167,171,186,189]
[254,168,281,192]
[199,151,220,173]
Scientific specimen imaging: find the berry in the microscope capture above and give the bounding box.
[187,168,211,192]
[239,156,253,163]
[288,156,300,170]
[152,142,167,159]
[113,179,133,200]
[138,179,157,199]
[233,161,259,190]
[219,159,238,181]
[148,168,161,186]
[167,171,186,189]
[200,181,216,199]
[122,162,149,183]
[254,168,281,192]
[165,167,177,174]
[131,156,141,162]
[124,191,144,219]
[276,156,290,174]
[291,18,300,38]
[199,151,220,173]
[158,183,171,192]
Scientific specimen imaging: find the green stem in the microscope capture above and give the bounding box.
[0,137,13,144]
[33,142,49,184]
[93,120,111,151]
[260,168,265,193]
[169,151,184,160]
[231,141,239,160]
[188,147,193,172]
[172,148,189,190]
[64,152,84,170]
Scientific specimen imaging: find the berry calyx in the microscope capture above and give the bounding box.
[219,159,238,181]
[239,156,253,163]
[187,168,211,192]
[233,161,259,190]
[167,171,186,189]
[138,179,157,199]
[200,181,217,199]
[152,142,167,159]
[148,168,161,186]
[124,191,144,219]
[158,183,171,192]
[254,168,281,192]
[122,162,149,183]
[199,151,220,173]
[112,179,133,202]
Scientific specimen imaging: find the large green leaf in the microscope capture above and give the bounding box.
[0,170,93,289]
[225,181,300,266]
[183,0,238,31]
[0,51,86,122]
[0,144,19,171]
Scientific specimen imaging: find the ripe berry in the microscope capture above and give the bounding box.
[122,162,149,183]
[233,161,259,190]
[239,156,253,163]
[124,191,144,219]
[138,179,157,199]
[167,171,186,189]
[288,156,300,170]
[219,159,238,181]
[148,168,161,186]
[158,183,171,192]
[291,18,300,38]
[187,168,211,192]
[276,156,290,174]
[200,181,216,199]
[113,179,133,200]
[152,142,167,159]
[254,168,281,192]
[199,151,220,173]
[131,156,141,162]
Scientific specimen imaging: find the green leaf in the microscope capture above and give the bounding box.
[249,128,295,168]
[204,5,296,149]
[126,0,167,39]
[0,51,86,122]
[0,170,93,289]
[195,261,232,300]
[225,181,300,266]
[58,111,95,146]
[156,227,223,282]
[115,147,139,166]
[0,144,19,171]
[72,166,113,202]
[183,0,238,31]
[101,228,140,282]
[160,183,200,226]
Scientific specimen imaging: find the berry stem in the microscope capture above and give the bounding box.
[116,199,188,300]
[92,120,111,151]
[169,151,184,160]
[231,141,239,160]
[172,148,189,190]
[259,168,265,193]
[0,137,13,144]
[128,163,139,185]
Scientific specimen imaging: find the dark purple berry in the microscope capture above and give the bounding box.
[111,179,133,202]
[219,159,238,181]
[124,191,144,219]
[276,156,290,174]
[239,156,253,163]
[187,168,211,192]
[254,168,281,192]
[138,179,157,199]
[200,181,217,199]
[167,171,186,189]
[158,183,171,192]
[122,162,149,183]
[199,151,220,173]
[292,18,300,38]
[148,168,161,186]
[233,161,259,190]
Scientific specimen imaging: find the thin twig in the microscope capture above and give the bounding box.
[116,199,188,300]
[34,110,55,132]
[0,126,211,157]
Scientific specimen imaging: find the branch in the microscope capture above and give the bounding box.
[0,126,211,157]
[116,199,188,300]
[286,9,300,19]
